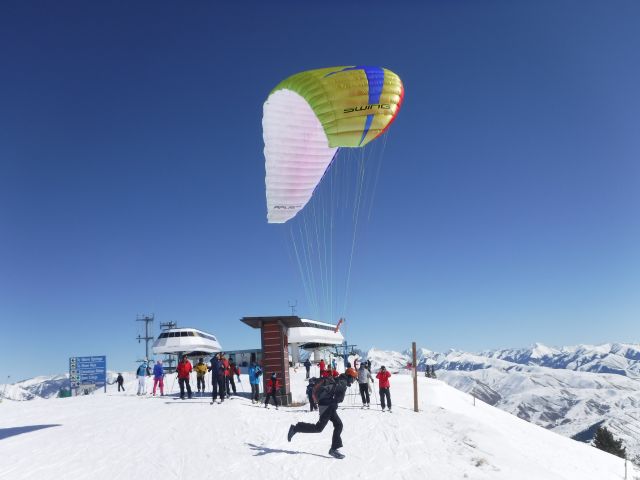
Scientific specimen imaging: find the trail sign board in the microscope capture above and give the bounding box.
[69,356,107,395]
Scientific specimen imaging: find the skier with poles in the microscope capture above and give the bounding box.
[116,373,125,392]
[152,360,165,396]
[287,367,358,459]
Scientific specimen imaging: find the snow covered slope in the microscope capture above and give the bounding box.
[366,344,640,463]
[14,374,71,399]
[0,368,635,480]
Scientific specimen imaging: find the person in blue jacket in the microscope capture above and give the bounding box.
[248,360,263,404]
[136,361,148,396]
[152,360,164,396]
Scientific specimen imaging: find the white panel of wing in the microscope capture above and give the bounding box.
[263,89,338,223]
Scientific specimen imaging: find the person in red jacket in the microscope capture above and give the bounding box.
[264,372,281,409]
[319,359,326,377]
[176,355,193,400]
[376,365,392,412]
[227,358,240,396]
[220,353,231,396]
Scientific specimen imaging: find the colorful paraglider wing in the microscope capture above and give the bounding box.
[263,66,403,223]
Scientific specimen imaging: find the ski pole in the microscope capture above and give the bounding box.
[372,381,379,407]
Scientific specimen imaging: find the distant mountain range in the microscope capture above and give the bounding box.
[0,372,126,401]
[365,342,640,463]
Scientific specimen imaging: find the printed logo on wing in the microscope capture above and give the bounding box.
[325,66,385,145]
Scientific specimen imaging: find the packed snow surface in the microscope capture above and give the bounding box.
[0,368,633,480]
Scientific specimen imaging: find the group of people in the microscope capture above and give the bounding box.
[129,353,247,400]
[424,365,437,378]
[304,359,393,412]
[177,353,244,400]
[123,354,393,460]
[175,353,284,407]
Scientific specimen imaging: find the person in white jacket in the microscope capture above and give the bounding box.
[357,363,373,408]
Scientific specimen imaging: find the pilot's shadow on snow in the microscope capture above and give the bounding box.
[247,443,331,459]
[0,424,61,440]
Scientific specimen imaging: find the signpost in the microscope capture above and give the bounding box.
[69,356,107,396]
[412,342,418,412]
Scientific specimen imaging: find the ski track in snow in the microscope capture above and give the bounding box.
[0,369,636,480]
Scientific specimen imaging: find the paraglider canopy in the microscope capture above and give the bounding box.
[263,66,404,223]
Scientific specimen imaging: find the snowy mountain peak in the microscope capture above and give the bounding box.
[529,342,559,358]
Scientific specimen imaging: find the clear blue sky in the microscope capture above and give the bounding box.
[1,1,639,381]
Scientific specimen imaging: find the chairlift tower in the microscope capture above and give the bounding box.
[334,341,358,368]
[136,314,154,361]
[159,321,178,371]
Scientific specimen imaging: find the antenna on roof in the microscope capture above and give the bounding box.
[288,300,297,316]
[160,321,177,331]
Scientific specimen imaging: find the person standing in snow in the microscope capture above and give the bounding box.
[209,353,226,404]
[304,358,311,379]
[287,368,358,459]
[306,377,318,412]
[116,373,125,392]
[227,358,239,395]
[376,365,392,412]
[365,360,372,372]
[136,361,148,395]
[264,372,281,409]
[357,362,373,408]
[219,353,232,397]
[319,359,326,377]
[176,355,193,400]
[152,360,165,396]
[248,360,262,404]
[194,358,208,395]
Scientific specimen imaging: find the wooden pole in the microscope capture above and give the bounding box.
[412,342,418,412]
